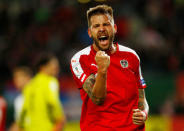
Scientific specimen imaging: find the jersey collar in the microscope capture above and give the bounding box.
[91,42,119,55]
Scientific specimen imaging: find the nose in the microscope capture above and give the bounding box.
[99,25,105,32]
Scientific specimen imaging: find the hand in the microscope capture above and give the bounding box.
[95,51,110,73]
[132,109,147,125]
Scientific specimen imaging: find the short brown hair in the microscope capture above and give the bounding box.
[87,4,114,27]
[35,52,56,71]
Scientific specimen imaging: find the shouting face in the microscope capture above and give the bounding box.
[88,14,117,51]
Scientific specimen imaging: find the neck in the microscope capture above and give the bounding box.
[39,69,50,76]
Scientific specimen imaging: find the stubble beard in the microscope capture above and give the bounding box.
[92,34,115,51]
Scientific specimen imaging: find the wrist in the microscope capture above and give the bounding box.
[97,68,108,74]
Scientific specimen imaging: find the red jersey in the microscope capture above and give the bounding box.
[70,43,146,131]
[0,97,7,131]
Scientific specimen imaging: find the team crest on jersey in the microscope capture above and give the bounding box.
[120,60,128,68]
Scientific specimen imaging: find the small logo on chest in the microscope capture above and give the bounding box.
[120,60,128,68]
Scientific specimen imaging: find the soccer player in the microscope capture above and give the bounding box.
[70,5,149,131]
[18,53,65,131]
[9,66,32,131]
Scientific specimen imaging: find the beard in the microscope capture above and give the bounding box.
[92,33,115,51]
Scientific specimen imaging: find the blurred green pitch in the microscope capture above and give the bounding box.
[63,121,80,131]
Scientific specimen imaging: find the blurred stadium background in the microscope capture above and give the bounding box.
[0,0,184,130]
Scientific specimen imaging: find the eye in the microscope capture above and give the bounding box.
[104,23,110,26]
[93,24,99,28]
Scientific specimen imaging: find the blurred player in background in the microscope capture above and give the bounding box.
[18,53,65,131]
[70,4,149,131]
[9,66,32,131]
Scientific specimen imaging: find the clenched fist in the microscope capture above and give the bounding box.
[132,109,147,125]
[95,51,110,73]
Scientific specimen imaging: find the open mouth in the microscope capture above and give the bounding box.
[97,35,109,48]
[98,36,109,41]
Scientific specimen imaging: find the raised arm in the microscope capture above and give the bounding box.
[83,51,110,105]
[132,89,149,125]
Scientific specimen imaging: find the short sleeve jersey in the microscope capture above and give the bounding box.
[70,43,146,131]
[19,73,64,131]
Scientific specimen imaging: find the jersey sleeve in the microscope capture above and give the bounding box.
[47,78,65,121]
[137,64,146,89]
[136,55,146,89]
[70,55,91,89]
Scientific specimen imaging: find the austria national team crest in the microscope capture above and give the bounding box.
[120,60,128,68]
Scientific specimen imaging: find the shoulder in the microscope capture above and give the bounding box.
[49,76,58,85]
[70,46,92,81]
[118,44,140,61]
[48,76,59,91]
[71,46,91,62]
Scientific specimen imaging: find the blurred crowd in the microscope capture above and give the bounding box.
[0,0,184,130]
[0,0,184,79]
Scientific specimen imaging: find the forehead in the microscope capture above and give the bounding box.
[14,71,27,78]
[90,14,112,24]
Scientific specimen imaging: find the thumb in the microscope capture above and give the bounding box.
[132,109,140,113]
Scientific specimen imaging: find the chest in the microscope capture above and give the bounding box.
[108,52,139,82]
[107,53,140,101]
[82,52,140,103]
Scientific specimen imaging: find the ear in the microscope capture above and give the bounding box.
[114,24,117,34]
[88,28,92,38]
